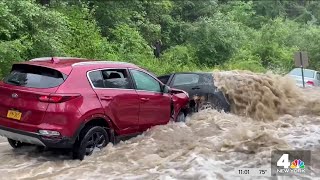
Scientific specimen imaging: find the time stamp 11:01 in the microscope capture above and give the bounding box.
[236,168,271,176]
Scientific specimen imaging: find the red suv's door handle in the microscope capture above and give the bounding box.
[140,98,149,102]
[100,96,113,101]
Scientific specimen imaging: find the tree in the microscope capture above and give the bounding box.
[186,14,246,66]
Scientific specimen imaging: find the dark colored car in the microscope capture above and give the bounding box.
[0,57,189,160]
[158,72,230,113]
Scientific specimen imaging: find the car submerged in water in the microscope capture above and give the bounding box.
[287,68,320,87]
[158,72,230,113]
[0,57,189,160]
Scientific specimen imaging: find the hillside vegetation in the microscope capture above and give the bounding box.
[1,0,320,77]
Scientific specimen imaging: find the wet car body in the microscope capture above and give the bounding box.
[158,72,230,113]
[0,57,189,160]
[287,68,320,87]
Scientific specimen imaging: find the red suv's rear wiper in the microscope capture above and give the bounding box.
[7,79,23,86]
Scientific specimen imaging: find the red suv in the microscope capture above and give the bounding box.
[0,57,189,160]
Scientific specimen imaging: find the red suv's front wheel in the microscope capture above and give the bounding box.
[72,126,109,160]
[7,138,25,148]
[176,112,186,122]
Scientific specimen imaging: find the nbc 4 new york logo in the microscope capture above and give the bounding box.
[277,154,306,173]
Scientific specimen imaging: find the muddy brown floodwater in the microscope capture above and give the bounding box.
[0,71,319,180]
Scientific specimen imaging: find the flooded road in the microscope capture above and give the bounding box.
[0,71,319,180]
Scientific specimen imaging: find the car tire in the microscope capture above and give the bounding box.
[176,111,186,122]
[207,92,230,112]
[36,145,47,152]
[7,138,24,149]
[72,126,109,160]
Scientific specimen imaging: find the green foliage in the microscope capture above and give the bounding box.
[54,3,108,59]
[0,0,70,75]
[186,14,246,66]
[223,47,266,73]
[220,1,256,26]
[0,39,27,76]
[132,58,199,76]
[297,24,320,69]
[160,45,197,64]
[2,0,320,79]
[251,18,300,72]
[107,24,153,62]
[172,0,218,22]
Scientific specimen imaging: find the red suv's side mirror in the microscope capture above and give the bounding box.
[161,85,171,93]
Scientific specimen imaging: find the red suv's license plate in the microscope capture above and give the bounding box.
[7,110,22,120]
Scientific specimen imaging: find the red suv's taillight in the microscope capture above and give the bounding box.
[39,94,81,103]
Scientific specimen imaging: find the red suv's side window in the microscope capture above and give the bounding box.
[88,71,104,88]
[130,70,161,92]
[88,69,133,89]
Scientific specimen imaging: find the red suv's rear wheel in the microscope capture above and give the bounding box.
[72,126,109,160]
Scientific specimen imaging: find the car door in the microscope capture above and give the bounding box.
[196,73,217,99]
[88,69,140,134]
[157,74,172,85]
[169,73,203,99]
[129,69,171,131]
[170,73,216,101]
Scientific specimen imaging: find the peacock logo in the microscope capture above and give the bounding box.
[290,159,305,169]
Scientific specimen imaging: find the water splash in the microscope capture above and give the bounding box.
[214,70,320,121]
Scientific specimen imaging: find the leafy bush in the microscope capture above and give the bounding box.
[1,0,320,79]
[108,24,153,62]
[0,0,70,75]
[54,3,108,59]
[186,14,246,66]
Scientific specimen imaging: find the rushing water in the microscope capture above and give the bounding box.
[0,71,319,180]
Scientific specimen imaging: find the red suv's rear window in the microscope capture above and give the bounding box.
[4,64,67,88]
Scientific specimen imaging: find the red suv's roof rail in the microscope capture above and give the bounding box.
[29,57,87,62]
[71,61,136,67]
